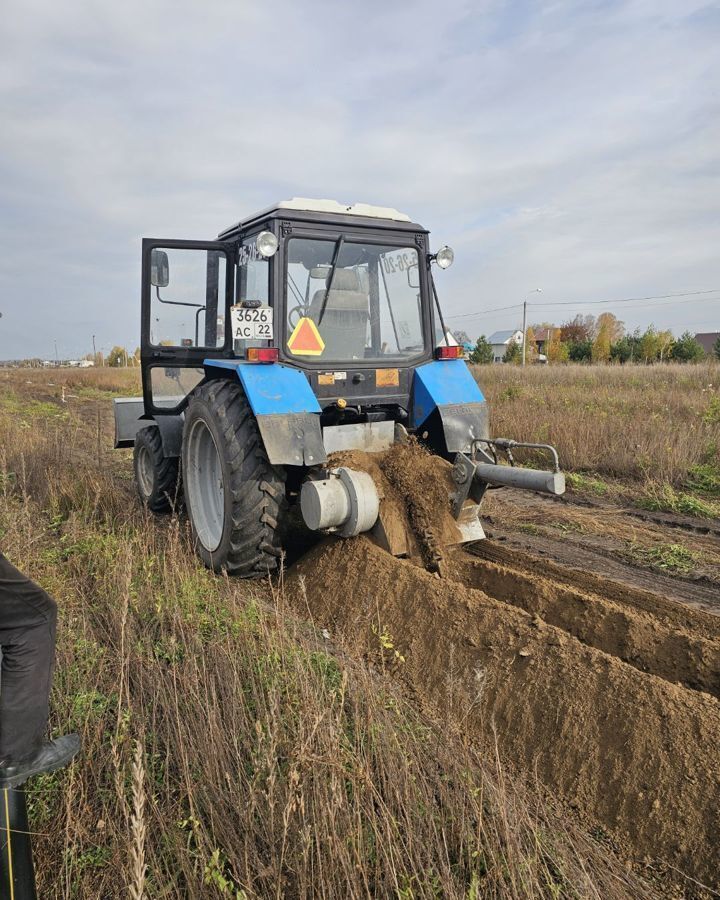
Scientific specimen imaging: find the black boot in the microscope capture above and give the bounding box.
[0,734,80,789]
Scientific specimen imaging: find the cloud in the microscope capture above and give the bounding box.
[0,0,718,357]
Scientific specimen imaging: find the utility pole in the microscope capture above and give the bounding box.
[521,288,542,366]
[54,340,59,366]
[92,334,97,363]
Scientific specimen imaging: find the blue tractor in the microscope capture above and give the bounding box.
[114,199,564,576]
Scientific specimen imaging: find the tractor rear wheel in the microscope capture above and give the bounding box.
[182,380,286,576]
[133,426,180,513]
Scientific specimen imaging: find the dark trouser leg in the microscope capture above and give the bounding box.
[0,555,57,762]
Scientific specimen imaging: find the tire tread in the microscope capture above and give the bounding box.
[133,426,180,514]
[183,381,286,576]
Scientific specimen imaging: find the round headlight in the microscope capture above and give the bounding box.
[256,230,279,258]
[435,246,454,269]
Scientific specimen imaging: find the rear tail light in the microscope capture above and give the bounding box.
[246,347,279,363]
[434,345,463,360]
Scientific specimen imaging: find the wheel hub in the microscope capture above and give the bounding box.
[136,444,155,498]
[185,418,225,552]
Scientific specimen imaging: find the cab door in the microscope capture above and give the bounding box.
[140,238,235,416]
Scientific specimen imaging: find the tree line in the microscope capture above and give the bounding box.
[464,314,718,365]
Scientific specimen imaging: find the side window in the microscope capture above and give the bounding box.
[237,240,269,306]
[378,248,424,353]
[233,237,271,355]
[150,248,226,348]
[149,367,205,409]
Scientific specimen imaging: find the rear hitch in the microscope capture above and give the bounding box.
[451,439,565,519]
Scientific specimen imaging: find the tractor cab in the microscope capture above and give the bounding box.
[140,199,448,426]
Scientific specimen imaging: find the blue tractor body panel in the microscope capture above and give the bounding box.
[411,360,485,427]
[203,359,326,466]
[204,359,322,415]
[202,357,488,464]
[411,360,489,454]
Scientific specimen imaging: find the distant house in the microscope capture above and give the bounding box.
[531,326,559,364]
[532,327,558,355]
[488,329,523,363]
[694,333,720,357]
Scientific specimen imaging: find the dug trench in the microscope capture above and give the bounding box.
[286,443,720,888]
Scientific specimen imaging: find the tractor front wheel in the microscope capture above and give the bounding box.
[182,380,286,576]
[133,426,180,513]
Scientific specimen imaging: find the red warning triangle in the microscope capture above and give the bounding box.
[287,317,326,356]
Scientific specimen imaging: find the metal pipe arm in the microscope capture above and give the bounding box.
[472,462,565,495]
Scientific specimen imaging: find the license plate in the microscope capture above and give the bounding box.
[230,306,274,340]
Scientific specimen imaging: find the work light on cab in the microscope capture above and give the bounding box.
[435,246,454,269]
[256,230,279,258]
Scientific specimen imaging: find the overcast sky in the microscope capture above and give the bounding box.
[1,0,719,358]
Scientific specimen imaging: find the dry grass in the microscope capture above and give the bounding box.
[0,379,654,896]
[1,365,141,395]
[472,362,720,498]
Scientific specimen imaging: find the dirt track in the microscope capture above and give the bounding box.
[482,490,720,614]
[288,443,720,890]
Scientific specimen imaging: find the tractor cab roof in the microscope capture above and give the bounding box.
[218,198,427,239]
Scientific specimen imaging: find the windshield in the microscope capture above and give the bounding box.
[285,237,426,362]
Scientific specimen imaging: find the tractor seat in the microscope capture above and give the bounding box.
[309,268,369,359]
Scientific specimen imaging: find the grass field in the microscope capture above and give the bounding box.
[472,361,720,516]
[1,364,717,897]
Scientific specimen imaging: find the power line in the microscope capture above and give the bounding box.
[444,288,720,320]
[446,303,522,319]
[534,288,720,307]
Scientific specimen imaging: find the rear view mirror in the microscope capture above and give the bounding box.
[150,249,169,288]
[407,263,420,290]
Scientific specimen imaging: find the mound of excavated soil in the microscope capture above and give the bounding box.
[289,536,720,888]
[451,550,720,698]
[329,440,464,569]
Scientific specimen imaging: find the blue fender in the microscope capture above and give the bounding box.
[411,360,489,454]
[203,360,327,466]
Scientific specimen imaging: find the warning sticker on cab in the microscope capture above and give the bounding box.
[318,371,347,385]
[376,368,400,387]
[287,317,325,356]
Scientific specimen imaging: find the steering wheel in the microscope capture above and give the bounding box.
[288,305,310,330]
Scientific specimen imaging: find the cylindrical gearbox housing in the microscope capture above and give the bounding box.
[300,477,352,531]
[300,467,380,537]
